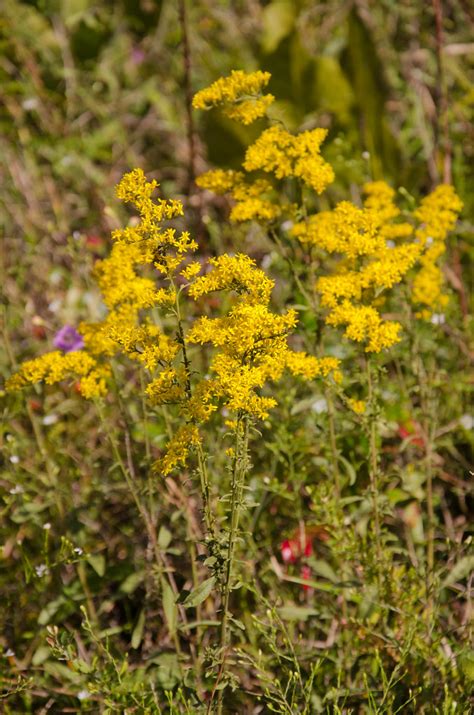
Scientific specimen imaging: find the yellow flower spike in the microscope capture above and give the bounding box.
[78,366,111,399]
[189,253,274,306]
[325,301,402,353]
[192,70,274,124]
[145,368,186,406]
[286,353,341,381]
[224,95,275,125]
[243,126,334,194]
[414,184,463,246]
[411,184,463,317]
[157,424,202,476]
[230,178,281,222]
[196,169,244,195]
[5,351,107,397]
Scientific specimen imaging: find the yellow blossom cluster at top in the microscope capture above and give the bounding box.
[193,72,333,222]
[194,72,463,346]
[192,69,274,125]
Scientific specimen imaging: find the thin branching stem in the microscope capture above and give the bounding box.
[366,357,383,592]
[213,414,250,714]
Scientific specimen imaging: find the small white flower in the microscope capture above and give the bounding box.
[48,299,62,313]
[362,151,370,160]
[42,414,58,426]
[22,97,38,111]
[459,414,473,431]
[426,236,434,245]
[311,398,328,414]
[9,485,24,494]
[77,690,91,701]
[43,523,52,530]
[4,648,15,657]
[385,240,396,249]
[431,313,445,325]
[281,220,294,232]
[35,564,49,578]
[72,231,81,240]
[9,455,20,464]
[74,547,83,555]
[49,270,62,286]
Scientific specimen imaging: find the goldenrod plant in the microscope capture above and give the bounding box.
[3,50,472,714]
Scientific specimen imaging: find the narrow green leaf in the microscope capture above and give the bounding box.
[442,556,474,589]
[162,579,176,636]
[182,577,215,608]
[131,608,146,649]
[158,525,172,550]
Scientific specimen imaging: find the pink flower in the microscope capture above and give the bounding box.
[281,539,296,564]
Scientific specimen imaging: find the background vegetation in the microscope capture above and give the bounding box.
[1,1,473,712]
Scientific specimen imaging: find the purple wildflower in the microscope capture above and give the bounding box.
[53,325,84,353]
[131,47,145,65]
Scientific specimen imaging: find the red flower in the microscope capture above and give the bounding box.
[281,539,296,564]
[280,534,313,564]
[300,565,312,591]
[397,420,425,448]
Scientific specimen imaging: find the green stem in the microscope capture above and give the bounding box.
[95,399,187,665]
[326,388,341,496]
[425,435,435,611]
[173,285,215,539]
[215,415,250,714]
[366,358,383,591]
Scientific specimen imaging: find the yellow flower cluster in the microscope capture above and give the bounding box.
[285,352,342,384]
[192,69,274,125]
[363,181,413,241]
[7,170,189,400]
[196,170,281,223]
[291,182,425,352]
[159,424,201,475]
[111,168,196,277]
[325,302,402,353]
[6,351,110,399]
[187,254,341,420]
[193,73,333,222]
[145,367,186,406]
[8,163,341,477]
[243,126,334,194]
[189,253,273,305]
[292,201,387,258]
[412,185,463,317]
[290,180,459,352]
